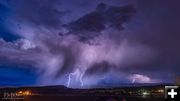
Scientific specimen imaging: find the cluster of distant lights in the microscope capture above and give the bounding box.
[16,90,32,96]
[15,88,164,98]
[138,88,164,97]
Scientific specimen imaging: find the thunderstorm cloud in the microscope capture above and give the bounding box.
[0,0,180,88]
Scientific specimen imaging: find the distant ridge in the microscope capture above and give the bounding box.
[0,83,174,89]
[90,83,175,89]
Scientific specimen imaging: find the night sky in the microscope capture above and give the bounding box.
[0,0,180,88]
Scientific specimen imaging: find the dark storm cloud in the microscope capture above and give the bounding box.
[120,0,180,75]
[42,40,82,78]
[0,0,180,87]
[84,61,112,76]
[62,3,135,43]
[9,0,68,29]
[0,0,159,86]
[0,38,41,66]
[0,2,21,41]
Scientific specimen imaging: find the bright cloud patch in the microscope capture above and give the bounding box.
[15,39,36,50]
[129,74,152,83]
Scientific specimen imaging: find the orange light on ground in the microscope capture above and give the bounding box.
[157,89,164,93]
[17,90,32,96]
[23,90,31,95]
[18,91,23,94]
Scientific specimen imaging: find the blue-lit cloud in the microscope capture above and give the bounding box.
[0,0,180,88]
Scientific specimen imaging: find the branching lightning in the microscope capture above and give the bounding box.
[66,68,84,87]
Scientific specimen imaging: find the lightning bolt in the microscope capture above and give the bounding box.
[67,73,72,87]
[66,68,85,87]
[80,73,84,86]
[132,79,136,83]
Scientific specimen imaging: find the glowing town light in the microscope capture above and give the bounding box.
[138,89,150,97]
[17,90,32,96]
[157,89,164,93]
[23,90,31,95]
[18,91,23,94]
[142,92,149,96]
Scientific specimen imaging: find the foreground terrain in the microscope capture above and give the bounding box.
[0,85,165,101]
